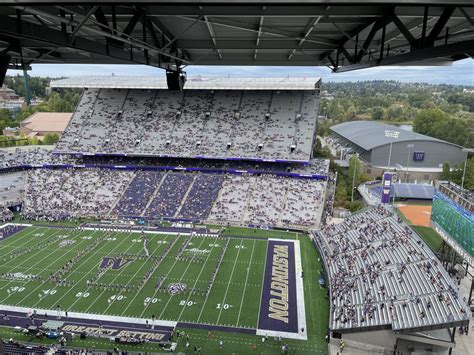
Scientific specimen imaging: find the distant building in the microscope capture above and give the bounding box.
[329,121,467,182]
[2,127,18,137]
[20,112,72,140]
[0,86,24,113]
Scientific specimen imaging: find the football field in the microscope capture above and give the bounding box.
[0,224,306,339]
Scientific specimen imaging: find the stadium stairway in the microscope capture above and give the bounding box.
[240,175,259,225]
[141,173,167,217]
[173,174,197,218]
[277,185,290,226]
[107,171,136,215]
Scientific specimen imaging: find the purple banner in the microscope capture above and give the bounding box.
[258,240,298,334]
[1,164,327,181]
[55,150,310,165]
[381,172,393,204]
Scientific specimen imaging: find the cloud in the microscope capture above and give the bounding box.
[7,58,473,86]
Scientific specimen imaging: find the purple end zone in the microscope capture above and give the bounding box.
[0,225,26,241]
[258,240,298,334]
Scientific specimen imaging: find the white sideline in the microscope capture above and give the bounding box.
[0,305,177,328]
[256,238,307,341]
[82,226,215,238]
[1,223,33,228]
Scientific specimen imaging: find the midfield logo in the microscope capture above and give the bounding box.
[99,257,134,270]
[167,283,187,295]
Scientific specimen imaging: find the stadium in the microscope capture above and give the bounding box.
[0,1,473,354]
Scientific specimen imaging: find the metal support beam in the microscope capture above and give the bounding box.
[421,6,429,46]
[333,39,474,72]
[428,6,456,41]
[0,54,10,87]
[161,16,202,51]
[355,17,390,62]
[340,46,354,63]
[254,16,264,60]
[69,5,98,42]
[392,15,416,44]
[459,7,474,26]
[288,16,321,60]
[0,14,187,69]
[122,8,143,37]
[319,21,375,61]
[379,22,386,60]
[204,16,222,60]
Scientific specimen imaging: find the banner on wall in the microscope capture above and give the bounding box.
[381,172,393,204]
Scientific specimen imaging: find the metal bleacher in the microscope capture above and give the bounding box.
[314,206,470,333]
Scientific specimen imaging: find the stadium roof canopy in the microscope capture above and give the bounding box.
[330,121,462,150]
[50,76,320,90]
[0,1,472,74]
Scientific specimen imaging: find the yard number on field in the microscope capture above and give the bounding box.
[216,303,233,310]
[179,300,196,306]
[144,297,159,303]
[40,289,57,296]
[8,286,25,294]
[110,294,126,301]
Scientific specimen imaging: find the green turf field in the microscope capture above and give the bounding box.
[0,224,329,354]
[0,226,267,328]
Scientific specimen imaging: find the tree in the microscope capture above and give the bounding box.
[313,137,332,158]
[335,174,348,207]
[43,133,59,145]
[371,106,384,120]
[348,154,363,190]
[441,162,451,181]
[0,108,12,121]
[413,109,473,148]
[463,157,474,190]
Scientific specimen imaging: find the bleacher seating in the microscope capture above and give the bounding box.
[22,168,326,228]
[0,204,13,221]
[315,206,470,332]
[0,147,75,169]
[55,88,318,161]
[0,145,329,178]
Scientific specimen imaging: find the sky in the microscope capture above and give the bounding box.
[7,58,474,86]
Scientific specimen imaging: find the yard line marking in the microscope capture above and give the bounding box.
[255,239,269,331]
[139,235,206,319]
[216,239,243,324]
[70,233,142,313]
[0,226,47,263]
[196,239,232,323]
[0,226,43,252]
[17,229,102,307]
[235,238,256,326]
[0,227,81,294]
[175,237,219,322]
[120,235,179,316]
[28,229,130,309]
[101,235,171,313]
[155,236,208,319]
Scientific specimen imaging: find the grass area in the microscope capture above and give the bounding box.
[412,226,444,252]
[0,224,329,354]
[219,225,301,240]
[395,200,433,206]
[395,207,443,252]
